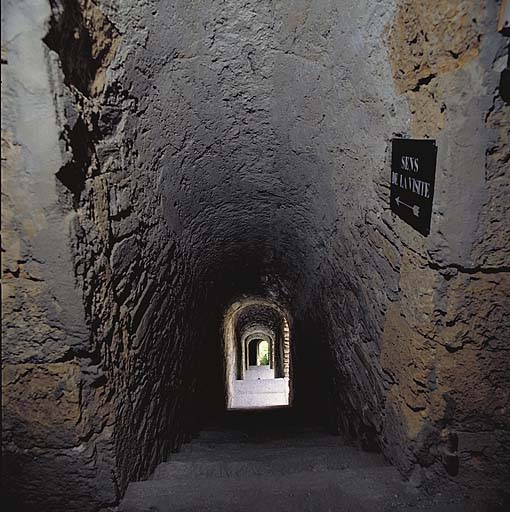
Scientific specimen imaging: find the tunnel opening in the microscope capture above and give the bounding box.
[3,1,509,510]
[255,339,269,366]
[223,298,292,410]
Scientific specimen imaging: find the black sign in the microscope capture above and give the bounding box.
[390,138,437,236]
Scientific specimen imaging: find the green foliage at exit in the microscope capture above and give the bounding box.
[258,340,269,366]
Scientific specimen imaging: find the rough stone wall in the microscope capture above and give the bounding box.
[380,0,510,499]
[2,0,509,510]
[1,1,117,509]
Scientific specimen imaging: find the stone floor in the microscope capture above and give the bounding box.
[120,410,483,512]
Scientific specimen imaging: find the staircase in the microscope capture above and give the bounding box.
[120,411,474,512]
[231,366,289,408]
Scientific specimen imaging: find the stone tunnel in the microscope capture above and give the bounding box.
[1,0,509,511]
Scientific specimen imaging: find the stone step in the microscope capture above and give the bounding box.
[244,366,275,381]
[190,431,339,443]
[193,428,343,441]
[177,434,351,457]
[174,441,370,461]
[152,446,388,479]
[230,392,288,408]
[120,466,468,512]
[193,429,251,443]
[233,378,288,393]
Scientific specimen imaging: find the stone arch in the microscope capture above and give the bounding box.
[224,298,291,409]
[241,326,275,375]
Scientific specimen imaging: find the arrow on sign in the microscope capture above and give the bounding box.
[396,196,420,217]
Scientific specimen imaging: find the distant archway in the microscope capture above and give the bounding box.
[257,340,269,365]
[224,298,291,409]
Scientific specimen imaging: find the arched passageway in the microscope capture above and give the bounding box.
[245,335,271,368]
[2,1,509,511]
[224,298,291,409]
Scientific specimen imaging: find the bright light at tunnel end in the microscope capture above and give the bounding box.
[223,298,292,410]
